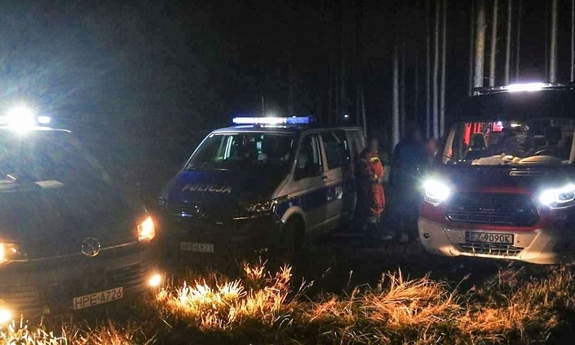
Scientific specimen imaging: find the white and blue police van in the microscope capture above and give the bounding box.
[158,116,364,260]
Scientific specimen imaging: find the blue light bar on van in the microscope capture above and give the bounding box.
[232,116,313,125]
[0,106,50,132]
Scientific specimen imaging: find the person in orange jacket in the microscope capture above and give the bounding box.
[356,136,386,241]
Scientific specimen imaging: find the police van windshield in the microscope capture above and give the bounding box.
[186,133,296,171]
[442,118,575,166]
[0,131,109,183]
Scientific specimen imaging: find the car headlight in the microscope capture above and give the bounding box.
[423,179,451,206]
[137,216,155,242]
[244,200,277,214]
[0,242,27,264]
[539,183,575,209]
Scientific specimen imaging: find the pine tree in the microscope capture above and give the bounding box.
[474,0,486,88]
[489,0,498,87]
[550,0,558,83]
[505,0,512,85]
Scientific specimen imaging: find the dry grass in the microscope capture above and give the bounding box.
[3,262,575,344]
[0,319,153,345]
[151,262,575,344]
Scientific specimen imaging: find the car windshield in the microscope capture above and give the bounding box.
[0,131,109,183]
[185,132,296,171]
[442,118,575,166]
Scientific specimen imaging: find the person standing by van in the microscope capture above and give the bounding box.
[356,136,386,242]
[390,126,428,242]
[425,138,440,163]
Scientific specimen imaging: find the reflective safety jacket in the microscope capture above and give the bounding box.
[357,149,385,216]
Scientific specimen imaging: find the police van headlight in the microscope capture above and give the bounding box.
[137,216,156,242]
[539,183,575,209]
[423,179,451,206]
[244,200,277,214]
[0,242,27,265]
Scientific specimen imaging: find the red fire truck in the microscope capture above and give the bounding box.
[419,83,575,264]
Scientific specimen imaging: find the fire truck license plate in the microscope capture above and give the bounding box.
[72,287,123,310]
[465,232,514,244]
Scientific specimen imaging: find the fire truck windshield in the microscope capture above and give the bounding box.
[441,118,575,166]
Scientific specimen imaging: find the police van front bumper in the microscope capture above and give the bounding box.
[160,212,283,257]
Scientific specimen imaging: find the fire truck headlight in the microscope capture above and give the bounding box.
[539,183,575,209]
[423,179,451,206]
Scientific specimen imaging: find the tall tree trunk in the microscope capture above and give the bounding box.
[544,2,549,82]
[469,0,476,96]
[440,0,447,138]
[328,57,333,124]
[426,0,431,137]
[414,50,419,120]
[550,0,558,83]
[334,58,340,124]
[355,0,364,124]
[515,0,521,80]
[393,46,400,149]
[400,38,406,135]
[571,0,574,82]
[361,85,367,137]
[489,0,498,87]
[433,0,440,138]
[505,0,512,84]
[474,0,486,88]
[340,53,345,121]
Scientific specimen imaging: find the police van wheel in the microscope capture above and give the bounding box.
[274,218,304,263]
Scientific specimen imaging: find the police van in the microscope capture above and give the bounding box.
[158,116,364,259]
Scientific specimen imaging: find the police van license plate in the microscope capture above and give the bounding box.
[465,232,514,244]
[181,242,214,253]
[72,287,123,310]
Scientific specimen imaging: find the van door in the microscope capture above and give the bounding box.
[321,130,353,227]
[289,133,328,231]
[346,129,365,219]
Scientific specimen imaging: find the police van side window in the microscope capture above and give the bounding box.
[295,134,322,180]
[322,130,351,170]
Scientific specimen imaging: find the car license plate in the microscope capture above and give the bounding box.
[181,242,214,253]
[465,232,514,244]
[72,287,123,310]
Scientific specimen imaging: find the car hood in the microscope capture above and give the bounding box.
[0,179,140,259]
[433,166,573,194]
[161,169,287,216]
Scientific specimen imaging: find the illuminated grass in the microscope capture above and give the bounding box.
[3,262,575,344]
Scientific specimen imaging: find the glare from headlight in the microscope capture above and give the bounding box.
[539,183,575,209]
[5,106,36,132]
[0,308,12,324]
[148,273,162,288]
[423,179,451,206]
[137,216,155,242]
[0,242,27,264]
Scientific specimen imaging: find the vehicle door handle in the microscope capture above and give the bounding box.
[321,175,328,180]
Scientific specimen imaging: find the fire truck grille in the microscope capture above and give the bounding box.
[460,243,523,256]
[446,193,539,226]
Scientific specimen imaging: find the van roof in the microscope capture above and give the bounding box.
[453,88,575,122]
[0,126,71,133]
[211,124,363,135]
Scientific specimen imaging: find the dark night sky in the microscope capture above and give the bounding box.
[0,0,568,190]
